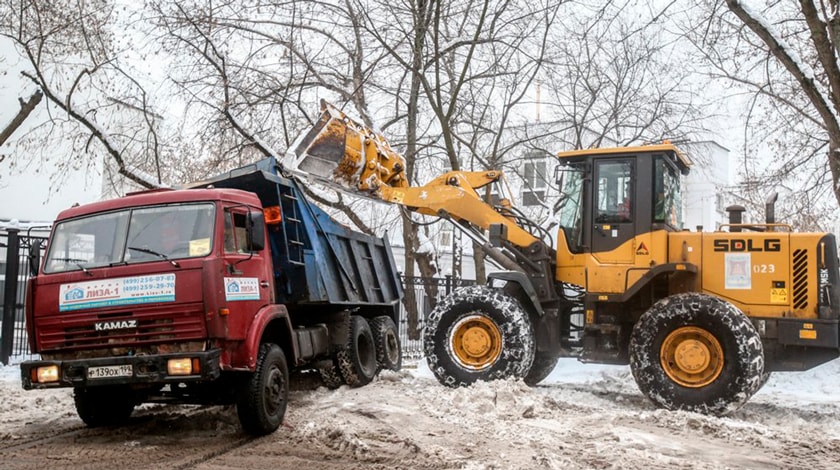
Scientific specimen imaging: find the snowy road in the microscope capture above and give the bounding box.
[1,359,838,469]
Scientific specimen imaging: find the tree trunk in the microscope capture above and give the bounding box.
[472,240,487,284]
[400,0,437,340]
[0,91,42,147]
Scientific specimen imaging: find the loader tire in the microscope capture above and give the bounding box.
[74,385,135,427]
[756,371,772,392]
[237,343,289,435]
[337,315,378,387]
[424,285,535,387]
[629,293,764,416]
[370,315,402,371]
[524,351,560,386]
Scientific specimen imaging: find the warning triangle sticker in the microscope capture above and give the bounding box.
[636,242,649,256]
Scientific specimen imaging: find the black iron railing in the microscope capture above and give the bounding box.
[1,227,48,364]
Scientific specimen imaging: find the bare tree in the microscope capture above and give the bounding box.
[678,1,840,230]
[148,0,408,235]
[542,3,705,150]
[0,0,167,190]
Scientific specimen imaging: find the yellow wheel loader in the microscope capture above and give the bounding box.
[287,101,840,415]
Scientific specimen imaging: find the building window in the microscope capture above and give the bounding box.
[438,226,452,249]
[522,153,548,206]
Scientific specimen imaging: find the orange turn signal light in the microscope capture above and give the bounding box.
[263,205,282,224]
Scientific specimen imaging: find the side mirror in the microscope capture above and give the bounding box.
[28,240,42,276]
[247,211,266,251]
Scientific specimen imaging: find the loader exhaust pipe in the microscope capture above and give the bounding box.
[765,192,778,225]
[725,205,746,232]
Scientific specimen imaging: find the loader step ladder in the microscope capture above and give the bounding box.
[279,186,306,266]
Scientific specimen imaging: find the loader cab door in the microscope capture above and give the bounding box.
[590,159,635,264]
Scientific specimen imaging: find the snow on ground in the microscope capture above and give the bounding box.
[1,358,839,469]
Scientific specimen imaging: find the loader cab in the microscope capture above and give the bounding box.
[555,144,690,260]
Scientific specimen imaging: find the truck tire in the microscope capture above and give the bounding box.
[524,352,560,386]
[424,285,535,387]
[74,386,135,427]
[629,293,764,416]
[237,343,289,435]
[370,315,402,371]
[337,315,378,387]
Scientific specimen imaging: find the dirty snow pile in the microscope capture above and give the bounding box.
[1,358,839,469]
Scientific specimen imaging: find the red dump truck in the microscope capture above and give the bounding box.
[20,158,403,435]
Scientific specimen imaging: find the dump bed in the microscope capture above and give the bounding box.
[193,158,402,316]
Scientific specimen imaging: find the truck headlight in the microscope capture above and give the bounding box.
[36,365,59,383]
[167,358,194,376]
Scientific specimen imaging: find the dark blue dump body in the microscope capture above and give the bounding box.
[195,157,403,317]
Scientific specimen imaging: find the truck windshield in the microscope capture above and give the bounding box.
[555,163,585,252]
[44,203,215,273]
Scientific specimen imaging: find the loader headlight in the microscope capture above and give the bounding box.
[35,365,59,383]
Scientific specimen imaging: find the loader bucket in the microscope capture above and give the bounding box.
[287,102,363,189]
[286,100,407,195]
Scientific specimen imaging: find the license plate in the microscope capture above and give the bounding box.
[88,364,133,379]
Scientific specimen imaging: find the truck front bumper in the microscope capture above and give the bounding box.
[21,349,222,390]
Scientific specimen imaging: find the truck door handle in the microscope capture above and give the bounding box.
[260,281,270,288]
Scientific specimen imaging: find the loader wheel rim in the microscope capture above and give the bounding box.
[660,326,724,388]
[450,315,503,370]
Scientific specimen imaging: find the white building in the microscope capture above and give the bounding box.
[681,141,732,232]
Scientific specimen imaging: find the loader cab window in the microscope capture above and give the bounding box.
[555,162,585,252]
[595,161,634,224]
[654,157,683,229]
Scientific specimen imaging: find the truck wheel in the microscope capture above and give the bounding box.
[337,315,378,387]
[424,285,535,387]
[524,352,560,386]
[370,315,402,371]
[74,386,135,427]
[237,343,289,435]
[629,293,764,415]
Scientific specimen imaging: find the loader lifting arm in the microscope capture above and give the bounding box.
[285,100,543,252]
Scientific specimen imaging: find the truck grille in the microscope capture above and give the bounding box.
[36,307,206,352]
[792,249,808,309]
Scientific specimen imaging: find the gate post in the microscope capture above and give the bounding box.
[1,228,20,365]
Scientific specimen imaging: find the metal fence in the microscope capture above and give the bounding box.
[0,226,473,365]
[397,275,475,360]
[1,228,48,365]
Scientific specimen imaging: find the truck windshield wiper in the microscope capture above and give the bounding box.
[52,257,93,276]
[127,246,181,268]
